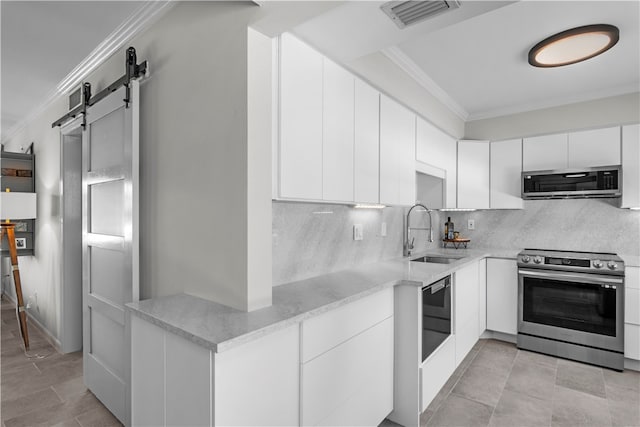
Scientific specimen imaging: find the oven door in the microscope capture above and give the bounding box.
[518,268,624,352]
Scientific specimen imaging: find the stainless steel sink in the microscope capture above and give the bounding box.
[411,255,465,264]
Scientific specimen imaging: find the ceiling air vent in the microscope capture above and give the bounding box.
[381,0,461,29]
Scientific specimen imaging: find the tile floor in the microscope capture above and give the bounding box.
[1,296,121,427]
[418,339,640,427]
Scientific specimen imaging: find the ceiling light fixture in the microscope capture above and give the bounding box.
[528,24,619,68]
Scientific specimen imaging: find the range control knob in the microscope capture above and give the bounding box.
[533,256,543,264]
[607,261,618,270]
[521,255,531,263]
[593,260,604,269]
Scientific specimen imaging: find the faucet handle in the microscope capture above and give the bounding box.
[410,237,415,249]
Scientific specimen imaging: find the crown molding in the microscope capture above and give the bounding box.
[2,1,176,144]
[381,46,469,121]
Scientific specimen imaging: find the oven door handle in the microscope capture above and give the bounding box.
[519,269,623,285]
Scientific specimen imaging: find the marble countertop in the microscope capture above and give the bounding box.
[128,248,521,353]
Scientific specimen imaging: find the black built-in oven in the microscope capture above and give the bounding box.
[517,249,624,370]
[422,275,451,363]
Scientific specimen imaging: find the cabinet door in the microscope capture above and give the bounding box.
[131,316,165,427]
[523,133,568,171]
[454,261,480,365]
[380,95,416,206]
[622,124,640,209]
[416,117,457,208]
[486,258,518,335]
[279,33,323,199]
[568,126,621,168]
[478,258,487,336]
[490,139,523,209]
[354,79,380,204]
[323,58,354,202]
[457,140,490,209]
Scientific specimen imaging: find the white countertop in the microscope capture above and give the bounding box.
[127,248,521,353]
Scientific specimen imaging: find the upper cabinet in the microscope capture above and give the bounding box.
[490,139,523,209]
[416,118,457,209]
[622,124,640,209]
[380,95,416,206]
[322,58,355,202]
[568,127,621,168]
[523,127,621,172]
[523,134,568,171]
[354,79,380,204]
[279,33,323,200]
[457,140,490,209]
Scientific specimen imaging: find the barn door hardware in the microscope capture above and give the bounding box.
[52,47,147,128]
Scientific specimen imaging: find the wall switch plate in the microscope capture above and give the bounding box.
[381,222,387,237]
[468,219,475,230]
[353,224,364,241]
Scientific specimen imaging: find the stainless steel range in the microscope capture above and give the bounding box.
[517,249,625,371]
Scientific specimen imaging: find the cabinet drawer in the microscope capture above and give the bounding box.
[302,288,393,362]
[420,337,455,411]
[627,267,639,290]
[625,323,640,361]
[625,288,640,326]
[301,316,394,426]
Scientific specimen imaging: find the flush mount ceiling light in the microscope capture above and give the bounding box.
[528,24,619,68]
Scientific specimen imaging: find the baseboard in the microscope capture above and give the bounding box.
[480,330,517,344]
[625,357,640,372]
[1,292,62,353]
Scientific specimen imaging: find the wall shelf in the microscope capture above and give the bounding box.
[1,150,35,257]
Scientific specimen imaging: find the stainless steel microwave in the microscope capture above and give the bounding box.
[522,165,621,199]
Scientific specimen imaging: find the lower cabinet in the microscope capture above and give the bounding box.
[486,258,518,335]
[420,337,455,412]
[625,266,640,361]
[454,261,480,365]
[301,288,394,426]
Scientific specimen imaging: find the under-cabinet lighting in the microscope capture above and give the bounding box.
[630,207,640,211]
[438,208,477,212]
[312,210,334,215]
[353,204,387,209]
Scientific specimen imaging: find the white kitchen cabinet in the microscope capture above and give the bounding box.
[568,126,621,168]
[354,79,380,204]
[622,124,640,209]
[301,288,394,427]
[490,139,523,209]
[380,95,416,206]
[322,58,354,202]
[486,258,518,335]
[420,337,455,411]
[279,33,323,200]
[416,117,458,208]
[454,261,480,366]
[457,140,490,209]
[523,133,568,171]
[625,266,640,361]
[478,258,487,336]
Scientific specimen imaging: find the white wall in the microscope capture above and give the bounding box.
[465,93,640,140]
[2,1,274,343]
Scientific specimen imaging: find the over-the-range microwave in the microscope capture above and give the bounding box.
[522,165,621,200]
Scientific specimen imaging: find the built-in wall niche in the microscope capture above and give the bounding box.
[1,150,35,256]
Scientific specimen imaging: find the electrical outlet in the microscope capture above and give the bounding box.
[353,224,364,241]
[381,222,387,237]
[468,219,475,230]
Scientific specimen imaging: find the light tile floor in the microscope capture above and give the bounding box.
[1,296,121,427]
[418,339,640,427]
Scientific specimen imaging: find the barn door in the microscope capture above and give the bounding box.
[82,81,139,424]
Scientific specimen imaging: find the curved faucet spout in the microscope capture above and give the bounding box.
[404,203,433,257]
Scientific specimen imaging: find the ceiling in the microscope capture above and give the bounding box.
[2,1,639,142]
[1,1,145,140]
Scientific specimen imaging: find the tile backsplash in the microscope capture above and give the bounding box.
[272,201,442,286]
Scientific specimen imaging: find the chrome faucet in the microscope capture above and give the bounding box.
[404,203,433,257]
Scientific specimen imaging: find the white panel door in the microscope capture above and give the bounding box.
[416,118,457,208]
[457,140,490,209]
[354,79,380,204]
[568,126,621,168]
[486,258,518,335]
[380,95,416,206]
[622,124,640,209]
[323,58,354,202]
[279,33,323,200]
[82,83,139,424]
[523,133,568,171]
[490,139,523,209]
